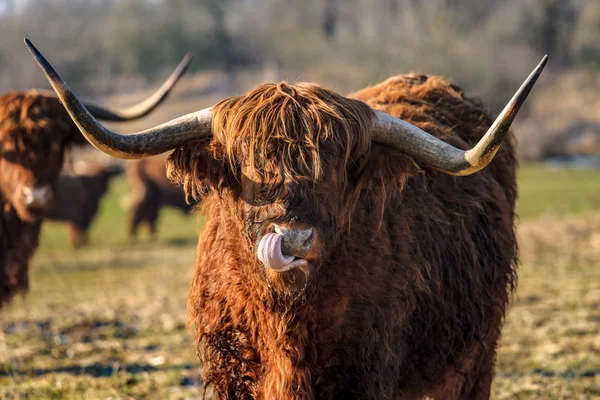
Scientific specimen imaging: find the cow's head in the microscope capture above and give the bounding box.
[0,93,72,221]
[26,39,546,295]
[1,49,192,222]
[168,82,380,292]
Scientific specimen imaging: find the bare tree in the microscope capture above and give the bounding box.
[323,0,337,39]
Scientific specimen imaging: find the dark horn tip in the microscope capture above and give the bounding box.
[24,37,42,62]
[526,55,548,85]
[532,55,548,77]
[24,38,59,81]
[24,38,39,57]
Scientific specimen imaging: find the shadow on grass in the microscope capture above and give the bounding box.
[35,257,157,273]
[497,369,600,378]
[0,361,196,378]
[162,236,198,247]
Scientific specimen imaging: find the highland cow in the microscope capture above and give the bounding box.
[126,155,193,241]
[27,39,547,399]
[48,162,124,248]
[0,52,192,308]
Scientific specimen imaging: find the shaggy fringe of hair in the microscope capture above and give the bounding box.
[212,82,374,185]
[169,82,374,198]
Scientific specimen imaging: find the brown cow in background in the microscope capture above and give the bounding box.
[126,155,193,241]
[47,162,124,248]
[29,39,547,399]
[0,52,192,308]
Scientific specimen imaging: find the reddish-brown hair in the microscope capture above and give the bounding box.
[167,74,518,399]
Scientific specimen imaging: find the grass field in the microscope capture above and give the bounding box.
[1,164,600,399]
[517,165,600,220]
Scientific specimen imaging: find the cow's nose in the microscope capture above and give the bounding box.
[22,184,53,210]
[273,224,314,258]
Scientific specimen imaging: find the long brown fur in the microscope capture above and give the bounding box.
[167,76,518,399]
[0,90,87,308]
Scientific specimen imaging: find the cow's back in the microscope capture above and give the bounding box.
[350,74,517,208]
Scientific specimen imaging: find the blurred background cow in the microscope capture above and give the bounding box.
[125,156,194,242]
[47,162,124,248]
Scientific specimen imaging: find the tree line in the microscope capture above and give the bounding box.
[0,0,597,114]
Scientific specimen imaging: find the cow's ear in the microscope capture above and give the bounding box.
[167,139,235,201]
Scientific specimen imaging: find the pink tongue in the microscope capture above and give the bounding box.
[258,233,295,270]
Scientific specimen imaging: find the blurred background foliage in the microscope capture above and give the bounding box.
[1,0,600,160]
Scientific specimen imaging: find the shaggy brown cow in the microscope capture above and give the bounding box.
[0,52,192,308]
[126,155,192,241]
[48,163,123,248]
[28,39,547,399]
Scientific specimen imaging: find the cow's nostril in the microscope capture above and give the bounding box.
[302,230,314,247]
[273,225,314,258]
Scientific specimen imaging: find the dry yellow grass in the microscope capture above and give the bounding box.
[492,214,600,399]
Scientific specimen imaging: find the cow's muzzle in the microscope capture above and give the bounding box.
[258,224,316,272]
[21,184,54,213]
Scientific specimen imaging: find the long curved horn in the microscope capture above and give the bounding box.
[372,55,548,176]
[25,38,211,159]
[31,52,193,122]
[82,52,193,121]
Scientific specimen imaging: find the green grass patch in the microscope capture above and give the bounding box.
[517,164,600,219]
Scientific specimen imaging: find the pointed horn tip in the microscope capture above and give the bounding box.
[177,52,193,69]
[24,37,37,54]
[24,37,45,64]
[171,52,193,76]
[528,55,548,79]
[23,39,61,83]
[24,38,44,64]
[524,55,548,86]
[181,53,193,70]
